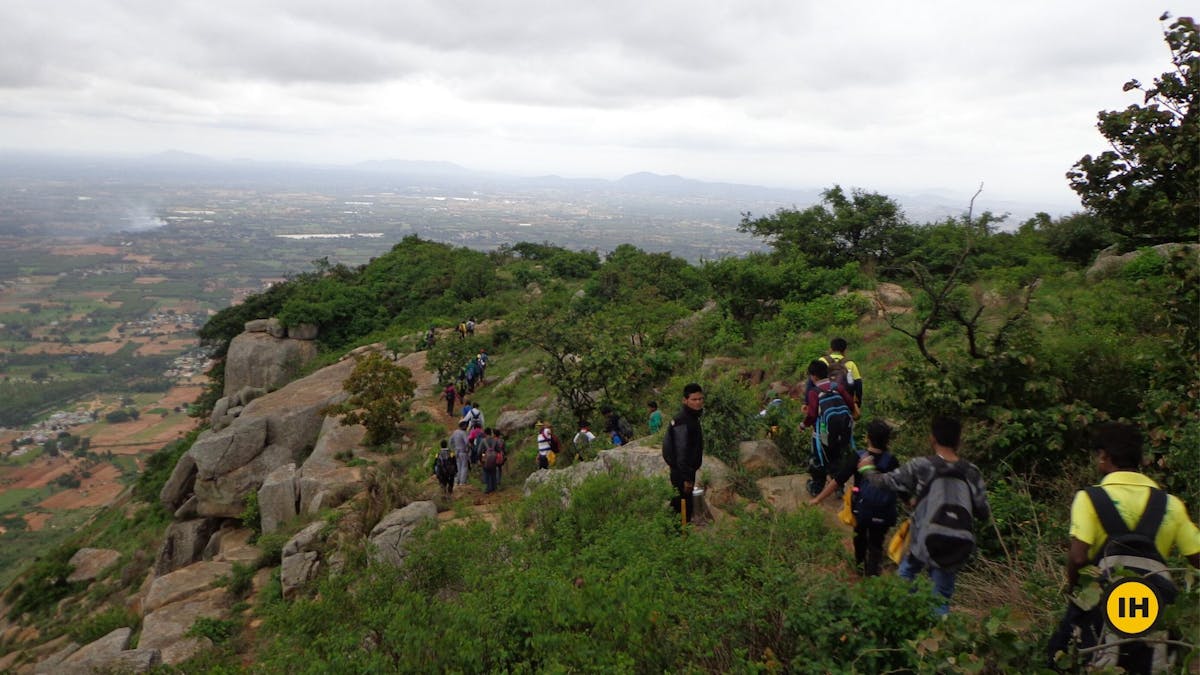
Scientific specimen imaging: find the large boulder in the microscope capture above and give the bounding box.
[755,475,810,514]
[1086,243,1199,281]
[738,440,786,473]
[223,331,318,396]
[66,548,121,584]
[369,502,438,568]
[185,356,357,518]
[281,522,326,599]
[297,416,366,514]
[257,463,298,534]
[160,453,197,513]
[144,561,233,613]
[154,518,223,576]
[139,588,229,665]
[495,409,540,436]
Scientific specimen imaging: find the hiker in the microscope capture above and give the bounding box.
[479,427,502,494]
[477,349,489,381]
[443,382,458,417]
[601,407,634,446]
[492,429,507,486]
[806,337,863,406]
[536,421,557,470]
[809,419,900,577]
[456,320,467,340]
[647,401,663,434]
[572,423,596,462]
[432,439,456,498]
[662,383,705,524]
[467,425,485,468]
[801,359,859,497]
[858,415,990,615]
[449,421,470,486]
[466,318,476,336]
[461,401,484,430]
[1047,422,1200,673]
[464,359,479,393]
[424,325,436,349]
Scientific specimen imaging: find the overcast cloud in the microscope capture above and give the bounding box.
[0,1,1181,209]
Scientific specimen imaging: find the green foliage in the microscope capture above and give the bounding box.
[216,562,256,600]
[1067,14,1199,246]
[684,374,761,465]
[778,293,871,333]
[240,492,261,537]
[1120,247,1168,280]
[257,473,955,673]
[426,335,488,384]
[187,616,240,645]
[324,351,416,446]
[133,429,200,507]
[5,543,81,619]
[740,185,913,268]
[68,606,140,644]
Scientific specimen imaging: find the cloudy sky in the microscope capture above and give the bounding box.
[0,1,1181,208]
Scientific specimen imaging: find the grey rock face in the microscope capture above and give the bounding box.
[369,502,438,568]
[154,518,223,576]
[223,331,317,396]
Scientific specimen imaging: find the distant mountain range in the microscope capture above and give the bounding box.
[0,150,1081,226]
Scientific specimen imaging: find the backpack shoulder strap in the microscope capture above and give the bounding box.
[1132,489,1169,540]
[1084,486,1130,537]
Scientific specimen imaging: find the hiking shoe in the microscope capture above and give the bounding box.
[806,479,820,497]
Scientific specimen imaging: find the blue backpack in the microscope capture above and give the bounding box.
[815,384,854,467]
[852,451,898,527]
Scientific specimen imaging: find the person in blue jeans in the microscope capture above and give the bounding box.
[858,415,990,615]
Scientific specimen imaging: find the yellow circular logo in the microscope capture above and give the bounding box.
[1104,579,1161,637]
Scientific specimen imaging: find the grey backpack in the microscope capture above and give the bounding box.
[917,459,976,570]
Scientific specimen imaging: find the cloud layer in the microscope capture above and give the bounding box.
[0,0,1179,207]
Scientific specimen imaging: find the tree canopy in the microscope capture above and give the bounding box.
[1067,14,1199,246]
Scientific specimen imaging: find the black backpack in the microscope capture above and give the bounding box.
[616,416,634,445]
[853,451,899,527]
[1085,486,1177,603]
[435,450,456,482]
[916,459,977,570]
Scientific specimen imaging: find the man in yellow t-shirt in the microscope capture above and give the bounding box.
[1051,422,1200,672]
[818,337,862,406]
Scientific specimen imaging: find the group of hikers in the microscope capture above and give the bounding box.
[429,333,1199,672]
[442,350,489,415]
[432,404,509,497]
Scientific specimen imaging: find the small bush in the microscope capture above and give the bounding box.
[69,606,140,644]
[186,617,240,645]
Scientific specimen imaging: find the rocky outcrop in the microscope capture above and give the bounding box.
[154,518,223,576]
[139,588,229,665]
[66,548,121,584]
[223,330,318,397]
[1086,243,1199,281]
[495,409,540,436]
[522,443,733,515]
[170,355,356,519]
[257,463,298,535]
[35,628,160,674]
[281,522,326,599]
[144,561,233,613]
[369,502,438,568]
[297,416,366,515]
[755,475,810,513]
[738,440,786,473]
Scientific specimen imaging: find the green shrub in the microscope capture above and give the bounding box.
[186,616,240,645]
[5,544,81,619]
[69,606,140,644]
[1120,248,1167,280]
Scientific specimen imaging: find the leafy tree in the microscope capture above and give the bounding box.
[738,185,912,267]
[1024,212,1114,266]
[1067,14,1199,246]
[326,351,416,446]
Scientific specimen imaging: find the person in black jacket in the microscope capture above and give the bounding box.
[662,383,705,523]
